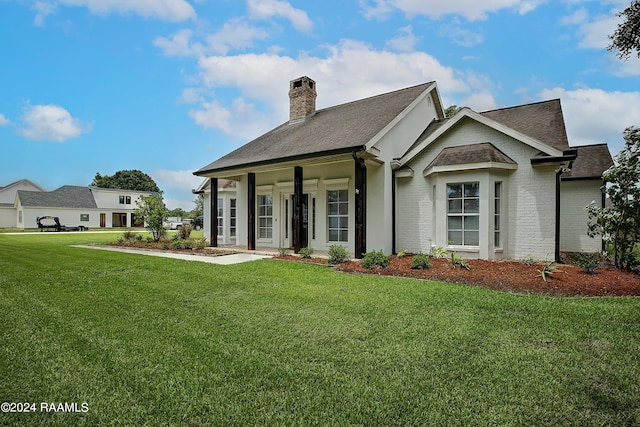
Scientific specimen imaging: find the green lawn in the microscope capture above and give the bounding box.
[1,233,639,425]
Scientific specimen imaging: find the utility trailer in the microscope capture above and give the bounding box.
[36,216,88,232]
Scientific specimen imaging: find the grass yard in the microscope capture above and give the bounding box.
[1,233,639,425]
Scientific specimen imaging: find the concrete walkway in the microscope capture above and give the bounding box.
[74,245,272,265]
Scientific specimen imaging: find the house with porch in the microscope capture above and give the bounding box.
[194,76,612,260]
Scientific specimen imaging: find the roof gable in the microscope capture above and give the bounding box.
[195,82,436,175]
[399,99,569,167]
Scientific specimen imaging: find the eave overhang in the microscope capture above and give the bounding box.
[423,162,518,177]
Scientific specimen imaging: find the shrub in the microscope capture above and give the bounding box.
[171,240,184,250]
[182,240,194,250]
[521,255,537,266]
[193,238,207,250]
[538,260,560,282]
[299,247,314,258]
[397,249,408,259]
[278,247,291,257]
[328,245,350,264]
[362,250,390,269]
[410,253,431,269]
[146,237,154,243]
[178,224,193,240]
[450,251,471,270]
[430,246,448,258]
[573,252,601,274]
[135,234,143,241]
[122,230,137,241]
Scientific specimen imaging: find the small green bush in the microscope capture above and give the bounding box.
[538,260,559,282]
[299,247,314,258]
[171,240,184,250]
[328,245,350,264]
[362,250,389,269]
[450,252,471,270]
[410,253,431,269]
[193,238,207,250]
[397,249,408,259]
[178,224,193,240]
[572,252,601,274]
[430,246,448,258]
[122,230,137,241]
[521,255,537,266]
[278,247,291,257]
[135,234,143,241]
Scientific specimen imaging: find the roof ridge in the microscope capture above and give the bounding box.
[315,81,435,114]
[480,98,560,114]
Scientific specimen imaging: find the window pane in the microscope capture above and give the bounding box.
[494,216,501,231]
[464,231,479,246]
[495,232,501,248]
[494,182,501,198]
[464,215,479,230]
[339,202,348,215]
[448,231,462,245]
[448,199,462,213]
[327,191,338,202]
[339,217,349,228]
[464,199,479,213]
[448,184,462,198]
[464,183,479,198]
[339,230,348,242]
[329,230,339,241]
[328,203,339,215]
[448,216,462,230]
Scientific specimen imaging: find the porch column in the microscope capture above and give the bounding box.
[293,166,303,253]
[247,173,256,251]
[354,155,367,259]
[209,178,218,247]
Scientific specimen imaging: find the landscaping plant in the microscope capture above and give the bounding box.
[328,244,350,264]
[410,253,431,269]
[362,250,390,269]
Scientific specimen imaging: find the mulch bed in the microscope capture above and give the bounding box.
[278,255,640,297]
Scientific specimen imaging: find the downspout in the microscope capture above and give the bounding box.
[353,148,367,259]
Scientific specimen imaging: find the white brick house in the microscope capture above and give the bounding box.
[194,77,613,260]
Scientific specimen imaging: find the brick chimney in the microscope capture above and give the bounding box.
[289,76,316,122]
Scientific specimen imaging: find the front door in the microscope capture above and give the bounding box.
[281,193,309,249]
[100,213,106,228]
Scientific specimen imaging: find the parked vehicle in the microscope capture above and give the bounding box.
[193,216,204,231]
[163,217,182,230]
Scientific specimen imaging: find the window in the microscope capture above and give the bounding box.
[230,199,236,238]
[447,182,479,246]
[217,199,223,236]
[80,214,90,222]
[119,195,131,204]
[327,190,348,242]
[258,195,273,239]
[119,195,125,204]
[494,182,502,248]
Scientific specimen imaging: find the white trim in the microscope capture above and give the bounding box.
[324,178,350,188]
[399,108,565,168]
[423,161,518,177]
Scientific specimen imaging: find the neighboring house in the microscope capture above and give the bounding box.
[194,76,613,260]
[7,184,158,229]
[0,179,46,228]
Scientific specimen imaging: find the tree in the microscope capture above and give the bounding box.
[444,105,462,118]
[91,170,161,193]
[135,194,168,242]
[587,126,640,270]
[608,1,640,60]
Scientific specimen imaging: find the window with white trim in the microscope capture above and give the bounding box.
[230,198,236,238]
[258,194,273,239]
[327,190,348,242]
[217,199,223,236]
[447,182,479,246]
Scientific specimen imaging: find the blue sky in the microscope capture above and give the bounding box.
[1,0,638,210]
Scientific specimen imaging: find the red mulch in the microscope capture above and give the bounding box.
[278,255,640,297]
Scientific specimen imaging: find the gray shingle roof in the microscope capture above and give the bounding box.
[195,82,435,175]
[426,143,517,169]
[18,186,97,208]
[480,99,570,152]
[561,144,613,180]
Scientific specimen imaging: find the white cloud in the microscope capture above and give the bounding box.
[247,0,313,32]
[154,20,270,57]
[385,26,419,52]
[438,18,484,47]
[150,169,203,192]
[0,114,10,126]
[188,39,493,140]
[360,0,545,21]
[18,104,91,142]
[539,87,640,153]
[57,0,196,22]
[32,1,57,26]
